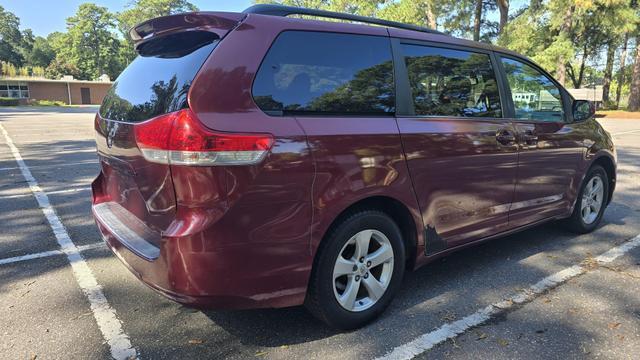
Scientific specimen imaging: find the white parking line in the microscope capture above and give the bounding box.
[1,187,92,200]
[0,160,96,172]
[0,242,106,266]
[0,123,137,360]
[376,234,640,360]
[613,129,640,136]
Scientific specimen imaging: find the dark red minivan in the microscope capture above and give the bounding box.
[92,5,616,329]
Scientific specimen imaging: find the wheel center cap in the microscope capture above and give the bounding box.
[358,265,367,275]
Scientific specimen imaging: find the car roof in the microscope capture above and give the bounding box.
[242,6,526,60]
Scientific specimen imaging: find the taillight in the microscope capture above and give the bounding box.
[134,109,274,166]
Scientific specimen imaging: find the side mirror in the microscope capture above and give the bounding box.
[572,100,595,122]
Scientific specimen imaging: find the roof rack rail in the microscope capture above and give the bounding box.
[243,4,444,35]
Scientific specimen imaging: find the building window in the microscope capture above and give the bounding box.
[1,82,29,98]
[20,85,29,98]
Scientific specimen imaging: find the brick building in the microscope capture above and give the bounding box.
[0,76,113,105]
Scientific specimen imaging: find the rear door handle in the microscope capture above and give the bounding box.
[496,129,516,145]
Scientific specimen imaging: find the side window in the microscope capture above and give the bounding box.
[252,31,394,115]
[401,44,502,118]
[501,57,564,121]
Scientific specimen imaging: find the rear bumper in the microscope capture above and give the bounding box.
[93,202,161,261]
[91,176,309,310]
[93,205,307,309]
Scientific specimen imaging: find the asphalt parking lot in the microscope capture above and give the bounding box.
[1,106,639,360]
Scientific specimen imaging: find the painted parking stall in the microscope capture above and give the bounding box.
[1,107,639,359]
[0,122,137,360]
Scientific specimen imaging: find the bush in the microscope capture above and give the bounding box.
[29,99,67,107]
[0,97,20,106]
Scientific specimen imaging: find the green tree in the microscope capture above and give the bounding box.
[496,0,509,35]
[498,0,635,92]
[45,57,81,79]
[118,0,199,34]
[256,0,497,40]
[117,0,199,67]
[378,0,446,29]
[0,5,24,66]
[22,34,56,68]
[254,0,383,17]
[630,41,640,110]
[615,34,630,108]
[591,1,635,104]
[55,3,122,80]
[628,1,640,111]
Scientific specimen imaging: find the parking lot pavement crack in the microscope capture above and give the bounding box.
[598,264,640,280]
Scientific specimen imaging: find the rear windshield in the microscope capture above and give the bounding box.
[99,33,218,122]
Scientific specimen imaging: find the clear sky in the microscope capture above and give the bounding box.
[3,0,254,37]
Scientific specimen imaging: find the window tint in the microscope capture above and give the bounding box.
[402,44,502,118]
[252,31,395,115]
[501,57,564,121]
[100,33,218,123]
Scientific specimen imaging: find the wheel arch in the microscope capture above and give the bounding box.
[590,154,616,205]
[313,196,420,270]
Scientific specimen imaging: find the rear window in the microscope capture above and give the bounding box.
[99,32,218,123]
[252,31,395,116]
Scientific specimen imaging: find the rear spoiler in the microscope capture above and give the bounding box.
[129,12,246,51]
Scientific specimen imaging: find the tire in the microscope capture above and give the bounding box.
[305,210,405,330]
[564,165,609,234]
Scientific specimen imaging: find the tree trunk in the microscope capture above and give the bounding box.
[530,0,543,12]
[576,55,586,89]
[567,43,588,88]
[616,34,629,109]
[629,40,640,111]
[425,1,437,29]
[497,0,509,34]
[556,4,575,87]
[474,0,483,41]
[602,42,616,105]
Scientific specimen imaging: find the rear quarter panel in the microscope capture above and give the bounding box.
[188,14,425,288]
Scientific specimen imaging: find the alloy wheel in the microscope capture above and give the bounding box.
[581,175,604,224]
[332,229,394,312]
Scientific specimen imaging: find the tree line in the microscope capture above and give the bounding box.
[258,0,640,110]
[0,0,197,82]
[1,0,639,110]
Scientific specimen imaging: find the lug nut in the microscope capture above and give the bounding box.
[364,273,369,279]
[355,275,360,281]
[359,257,364,263]
[366,261,371,267]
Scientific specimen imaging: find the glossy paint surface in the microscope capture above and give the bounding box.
[295,115,423,255]
[397,117,518,248]
[92,11,617,310]
[94,116,177,237]
[508,121,582,227]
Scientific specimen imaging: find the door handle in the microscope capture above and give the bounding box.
[496,129,516,145]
